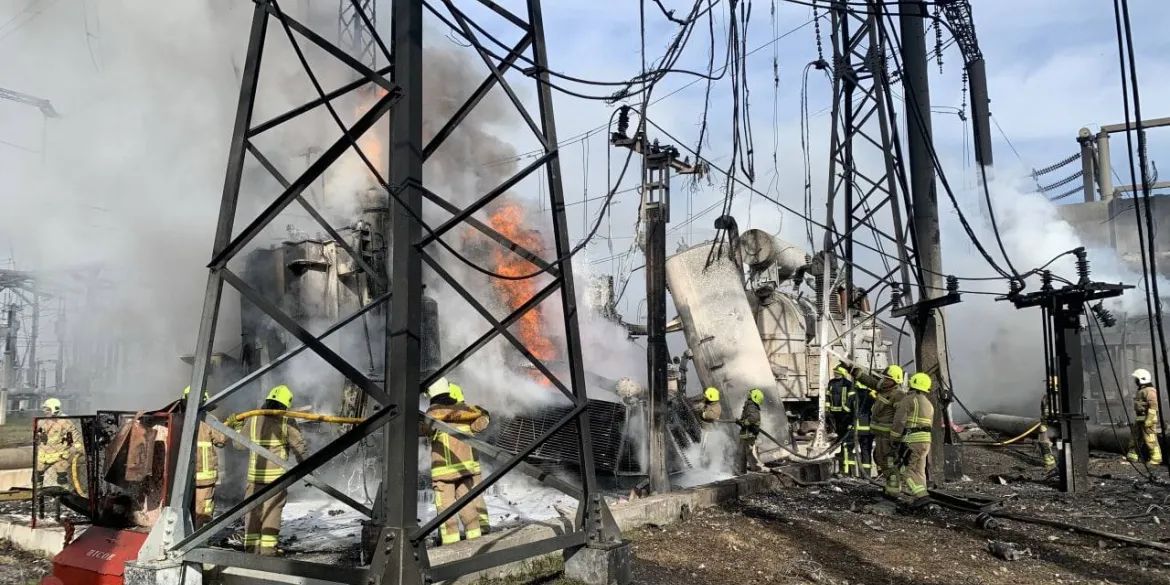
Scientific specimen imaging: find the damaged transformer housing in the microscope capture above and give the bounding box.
[666,220,892,459]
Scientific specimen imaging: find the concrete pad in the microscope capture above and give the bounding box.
[564,540,632,585]
[0,468,31,491]
[0,516,66,557]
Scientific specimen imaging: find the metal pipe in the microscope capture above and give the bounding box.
[974,413,1128,454]
[0,447,32,470]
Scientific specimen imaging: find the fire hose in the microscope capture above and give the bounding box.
[713,420,842,462]
[226,410,365,425]
[991,421,1041,446]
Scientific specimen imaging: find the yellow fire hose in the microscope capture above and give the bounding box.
[227,409,364,425]
[70,453,86,497]
[993,421,1042,446]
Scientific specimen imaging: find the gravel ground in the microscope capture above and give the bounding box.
[0,540,49,585]
[485,433,1170,585]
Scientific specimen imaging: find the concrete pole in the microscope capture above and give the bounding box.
[1078,129,1097,203]
[2,305,16,391]
[27,293,38,390]
[644,198,670,494]
[1096,131,1114,200]
[899,1,951,480]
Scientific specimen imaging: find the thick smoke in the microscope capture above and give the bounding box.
[942,171,1166,415]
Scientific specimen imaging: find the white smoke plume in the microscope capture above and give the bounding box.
[941,171,1166,415]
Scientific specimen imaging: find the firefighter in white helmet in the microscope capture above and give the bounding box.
[1127,368,1163,465]
[424,377,491,545]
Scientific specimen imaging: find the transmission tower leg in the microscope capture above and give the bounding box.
[369,0,426,582]
[899,1,957,482]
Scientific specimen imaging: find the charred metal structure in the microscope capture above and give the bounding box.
[155,1,623,583]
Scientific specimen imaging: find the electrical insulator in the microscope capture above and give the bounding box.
[1074,246,1090,285]
[616,105,630,137]
[946,275,959,295]
[1040,271,1054,292]
[890,284,902,309]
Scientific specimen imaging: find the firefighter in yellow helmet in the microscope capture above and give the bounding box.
[891,372,934,503]
[35,397,84,496]
[1127,368,1163,465]
[424,377,491,545]
[179,386,226,529]
[690,387,723,467]
[827,365,856,475]
[849,363,906,496]
[229,385,307,556]
[736,389,765,473]
[692,387,723,424]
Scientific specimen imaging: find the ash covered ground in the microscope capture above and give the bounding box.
[486,430,1170,585]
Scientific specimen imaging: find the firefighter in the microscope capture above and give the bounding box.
[736,389,765,473]
[827,365,856,475]
[35,398,82,495]
[1127,368,1163,465]
[180,386,226,529]
[891,372,934,503]
[229,385,307,556]
[425,377,491,545]
[850,364,905,496]
[691,387,723,424]
[691,387,722,467]
[852,380,876,478]
[1037,388,1056,471]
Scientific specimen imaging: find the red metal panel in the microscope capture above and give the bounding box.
[52,526,147,577]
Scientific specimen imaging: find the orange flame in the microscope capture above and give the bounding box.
[487,202,557,372]
[355,87,389,177]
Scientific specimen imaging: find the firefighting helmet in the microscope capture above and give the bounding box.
[908,372,932,393]
[704,387,720,402]
[885,364,905,385]
[266,385,293,408]
[427,377,451,399]
[42,398,61,415]
[749,388,765,405]
[182,386,210,402]
[448,383,465,403]
[1132,368,1153,386]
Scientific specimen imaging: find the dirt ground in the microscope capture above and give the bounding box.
[489,434,1170,585]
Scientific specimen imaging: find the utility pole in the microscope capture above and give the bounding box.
[899,0,955,480]
[1078,129,1097,203]
[1,305,17,426]
[27,293,39,391]
[1006,250,1129,493]
[610,106,704,495]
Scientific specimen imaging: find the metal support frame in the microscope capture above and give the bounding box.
[818,0,916,427]
[1008,279,1131,493]
[159,0,622,582]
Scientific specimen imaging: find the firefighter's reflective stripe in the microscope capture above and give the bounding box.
[432,424,481,477]
[900,431,932,444]
[907,415,932,427]
[195,441,218,482]
[904,476,928,496]
[870,423,891,433]
[259,535,279,549]
[248,417,288,483]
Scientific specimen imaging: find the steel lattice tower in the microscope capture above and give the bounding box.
[147,2,623,583]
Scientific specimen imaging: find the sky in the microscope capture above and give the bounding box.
[0,0,1169,411]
